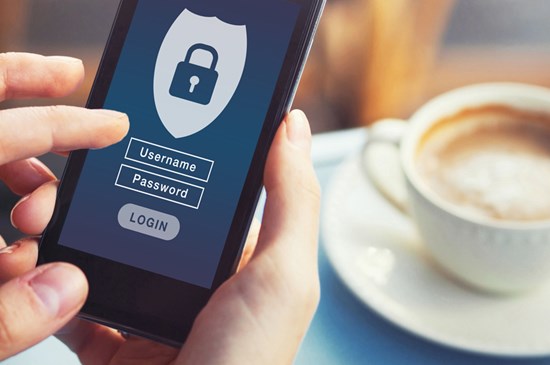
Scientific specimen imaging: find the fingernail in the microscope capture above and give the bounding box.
[47,56,82,65]
[93,109,128,120]
[286,110,311,153]
[29,159,56,181]
[10,194,31,229]
[29,265,85,318]
[0,243,21,255]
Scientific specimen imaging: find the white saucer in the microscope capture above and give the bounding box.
[322,153,550,357]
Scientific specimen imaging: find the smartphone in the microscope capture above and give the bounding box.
[39,0,325,346]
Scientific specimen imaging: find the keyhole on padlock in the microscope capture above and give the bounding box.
[189,76,200,93]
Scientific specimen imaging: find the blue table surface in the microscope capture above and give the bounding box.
[6,129,550,364]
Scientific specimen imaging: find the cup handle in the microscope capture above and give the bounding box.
[361,119,410,214]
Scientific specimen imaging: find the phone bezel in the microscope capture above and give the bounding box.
[39,0,325,346]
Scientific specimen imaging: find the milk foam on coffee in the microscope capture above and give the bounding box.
[416,106,550,222]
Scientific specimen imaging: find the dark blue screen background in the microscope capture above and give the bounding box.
[59,0,300,288]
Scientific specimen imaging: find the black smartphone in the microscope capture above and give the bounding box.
[39,0,324,346]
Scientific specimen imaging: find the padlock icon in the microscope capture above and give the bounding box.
[169,43,219,105]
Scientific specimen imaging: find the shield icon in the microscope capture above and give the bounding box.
[154,9,247,138]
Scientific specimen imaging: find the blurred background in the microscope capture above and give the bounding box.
[1,0,550,242]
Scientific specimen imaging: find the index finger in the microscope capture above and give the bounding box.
[0,106,129,166]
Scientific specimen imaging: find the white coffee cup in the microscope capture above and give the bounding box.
[364,83,550,293]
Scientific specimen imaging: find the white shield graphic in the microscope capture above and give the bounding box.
[154,9,247,138]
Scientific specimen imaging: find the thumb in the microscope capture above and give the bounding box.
[257,109,321,262]
[0,263,88,360]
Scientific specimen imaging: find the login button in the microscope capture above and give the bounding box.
[117,203,180,241]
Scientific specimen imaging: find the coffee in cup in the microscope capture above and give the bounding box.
[415,105,550,222]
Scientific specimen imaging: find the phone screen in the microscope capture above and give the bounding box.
[56,0,303,289]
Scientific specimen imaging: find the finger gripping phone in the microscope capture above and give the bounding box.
[39,0,325,346]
